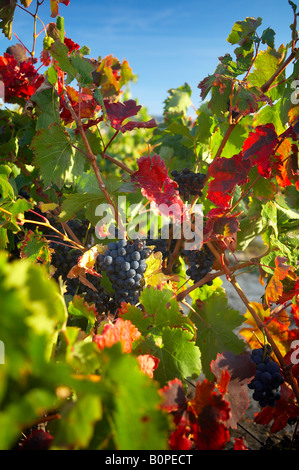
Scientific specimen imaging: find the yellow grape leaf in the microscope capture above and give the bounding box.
[239,301,291,355]
[144,251,180,291]
[67,244,105,290]
[264,256,291,306]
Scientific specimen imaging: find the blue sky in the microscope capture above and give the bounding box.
[1,0,297,117]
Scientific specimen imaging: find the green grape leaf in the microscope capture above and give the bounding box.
[59,172,124,222]
[162,121,195,149]
[247,46,286,101]
[138,286,196,335]
[190,290,245,380]
[49,40,78,83]
[68,295,97,334]
[122,287,200,385]
[137,326,201,386]
[100,345,170,450]
[18,229,52,264]
[31,122,85,188]
[227,17,262,45]
[0,0,16,39]
[163,83,192,118]
[0,165,14,200]
[53,394,102,449]
[69,53,94,86]
[30,86,60,130]
[261,27,275,48]
[261,201,278,238]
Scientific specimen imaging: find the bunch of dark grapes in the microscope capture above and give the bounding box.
[50,219,116,314]
[171,168,206,201]
[182,244,214,286]
[248,346,284,408]
[98,238,151,306]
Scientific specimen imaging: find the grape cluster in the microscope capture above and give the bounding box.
[98,238,151,306]
[171,168,206,201]
[49,219,116,314]
[248,347,284,407]
[182,244,214,286]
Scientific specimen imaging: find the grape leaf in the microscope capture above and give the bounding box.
[261,27,275,48]
[29,86,60,130]
[94,318,141,353]
[31,122,85,188]
[105,99,157,133]
[247,46,286,101]
[100,345,169,450]
[131,154,185,222]
[210,351,256,428]
[163,83,192,118]
[49,40,77,83]
[53,394,102,449]
[207,153,251,207]
[18,229,53,265]
[227,17,262,45]
[190,290,245,379]
[0,0,16,39]
[50,0,69,18]
[136,326,201,386]
[242,123,278,178]
[68,295,97,334]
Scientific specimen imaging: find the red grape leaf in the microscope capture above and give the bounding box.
[254,383,299,433]
[137,354,160,378]
[210,351,256,429]
[104,99,157,133]
[207,153,251,207]
[168,417,193,450]
[93,318,141,353]
[271,139,293,187]
[204,208,240,252]
[233,437,248,450]
[0,52,44,103]
[60,85,100,124]
[159,378,187,413]
[19,429,54,450]
[190,379,231,450]
[50,0,70,18]
[131,154,185,221]
[242,123,278,178]
[265,256,296,306]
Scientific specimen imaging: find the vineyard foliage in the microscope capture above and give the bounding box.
[0,0,299,451]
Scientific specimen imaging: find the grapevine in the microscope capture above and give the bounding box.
[0,0,299,453]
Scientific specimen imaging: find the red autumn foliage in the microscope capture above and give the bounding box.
[0,53,44,103]
[136,354,160,378]
[93,318,141,353]
[242,123,278,178]
[207,153,251,208]
[254,383,299,433]
[159,378,231,450]
[19,429,54,450]
[50,0,70,18]
[105,99,157,133]
[131,154,185,222]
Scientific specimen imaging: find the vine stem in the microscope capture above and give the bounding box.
[62,90,126,238]
[207,241,299,406]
